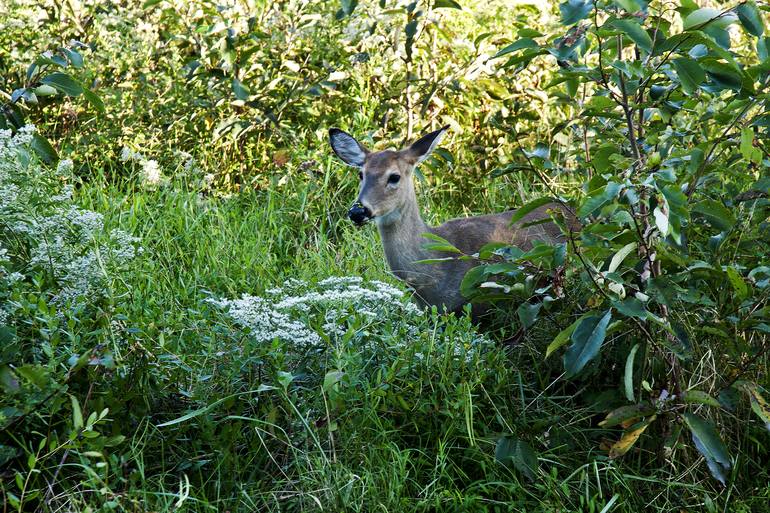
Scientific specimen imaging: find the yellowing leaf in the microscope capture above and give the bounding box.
[609,415,655,458]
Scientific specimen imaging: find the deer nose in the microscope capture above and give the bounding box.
[347,202,372,226]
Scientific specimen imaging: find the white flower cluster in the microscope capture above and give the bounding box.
[211,277,424,348]
[120,146,163,186]
[0,126,142,310]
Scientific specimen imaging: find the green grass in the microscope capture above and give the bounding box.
[49,165,767,513]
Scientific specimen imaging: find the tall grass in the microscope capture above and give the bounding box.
[55,161,769,512]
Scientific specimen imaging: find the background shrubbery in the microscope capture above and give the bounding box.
[1,0,769,512]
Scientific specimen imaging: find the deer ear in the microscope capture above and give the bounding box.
[407,125,449,164]
[329,128,368,168]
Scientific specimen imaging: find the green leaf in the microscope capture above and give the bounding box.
[672,58,705,95]
[323,371,345,392]
[232,78,250,100]
[624,343,640,402]
[692,200,736,231]
[510,197,555,225]
[493,38,539,59]
[157,387,274,427]
[740,128,762,164]
[737,1,764,37]
[613,0,641,13]
[612,297,648,319]
[40,72,84,96]
[563,310,612,377]
[62,48,84,68]
[82,88,105,114]
[341,0,358,15]
[517,302,542,329]
[610,18,653,53]
[578,182,621,218]
[683,8,737,31]
[70,395,84,430]
[559,0,593,25]
[684,413,731,485]
[682,390,720,407]
[31,134,58,164]
[608,242,637,273]
[599,404,655,427]
[726,266,748,300]
[739,384,770,431]
[546,314,590,358]
[460,265,487,298]
[434,0,462,8]
[702,60,743,91]
[422,232,463,254]
[495,437,538,480]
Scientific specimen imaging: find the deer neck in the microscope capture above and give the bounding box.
[375,188,431,281]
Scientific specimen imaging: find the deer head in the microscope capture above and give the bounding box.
[329,126,448,227]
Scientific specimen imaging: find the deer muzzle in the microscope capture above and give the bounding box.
[347,202,372,226]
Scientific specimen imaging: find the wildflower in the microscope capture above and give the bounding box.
[141,159,162,185]
[1,124,141,309]
[56,159,74,175]
[120,146,144,162]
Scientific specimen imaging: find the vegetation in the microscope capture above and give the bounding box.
[1,0,768,512]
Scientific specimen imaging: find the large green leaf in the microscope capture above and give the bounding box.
[510,196,555,225]
[624,343,640,402]
[82,88,105,113]
[495,437,539,480]
[422,232,463,254]
[578,182,621,218]
[232,78,250,100]
[31,133,58,164]
[563,310,612,377]
[434,0,462,9]
[599,403,655,428]
[608,242,637,273]
[684,413,731,485]
[559,0,593,25]
[545,313,590,358]
[40,72,84,96]
[493,38,539,59]
[682,390,720,407]
[672,58,705,95]
[610,18,653,53]
[702,60,743,91]
[692,200,736,231]
[683,8,737,31]
[613,0,641,13]
[517,302,542,329]
[341,0,358,15]
[612,297,648,319]
[737,1,764,37]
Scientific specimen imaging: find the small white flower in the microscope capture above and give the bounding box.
[141,159,162,185]
[56,159,74,175]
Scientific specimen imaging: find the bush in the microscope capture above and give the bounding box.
[458,0,770,485]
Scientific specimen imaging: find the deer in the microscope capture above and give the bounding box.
[329,125,570,317]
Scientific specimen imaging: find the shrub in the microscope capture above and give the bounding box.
[457,0,770,484]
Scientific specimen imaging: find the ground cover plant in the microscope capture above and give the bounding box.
[1,0,769,512]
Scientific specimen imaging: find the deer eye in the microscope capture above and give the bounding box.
[387,174,401,185]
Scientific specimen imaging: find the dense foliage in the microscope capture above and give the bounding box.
[457,0,770,487]
[1,0,768,512]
